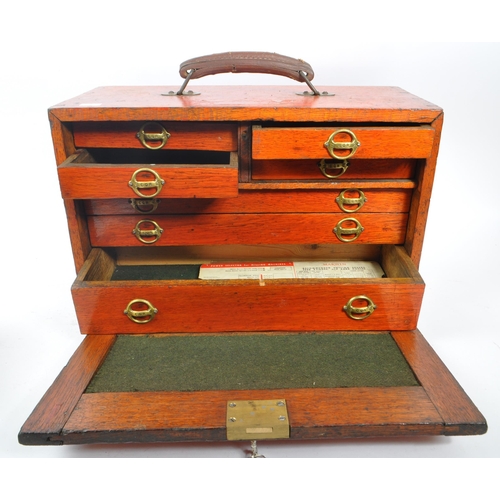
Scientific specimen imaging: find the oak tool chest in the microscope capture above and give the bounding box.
[19,52,486,448]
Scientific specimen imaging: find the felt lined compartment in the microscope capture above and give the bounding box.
[85,333,419,393]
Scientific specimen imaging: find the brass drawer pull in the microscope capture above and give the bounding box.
[129,168,165,198]
[336,189,367,213]
[130,198,161,214]
[324,129,360,160]
[343,295,377,320]
[333,217,364,242]
[132,219,164,244]
[124,299,158,324]
[136,122,171,149]
[318,159,349,179]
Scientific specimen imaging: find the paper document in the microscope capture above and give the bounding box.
[198,261,384,280]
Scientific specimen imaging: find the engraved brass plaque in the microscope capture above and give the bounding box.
[226,400,290,441]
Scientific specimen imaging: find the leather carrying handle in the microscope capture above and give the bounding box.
[163,51,332,96]
[179,52,314,82]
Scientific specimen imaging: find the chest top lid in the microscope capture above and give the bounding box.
[50,85,442,124]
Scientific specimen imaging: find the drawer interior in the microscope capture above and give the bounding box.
[78,244,420,283]
[82,148,232,165]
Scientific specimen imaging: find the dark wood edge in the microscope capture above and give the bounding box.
[18,335,116,446]
[405,112,444,268]
[48,112,75,165]
[392,330,487,435]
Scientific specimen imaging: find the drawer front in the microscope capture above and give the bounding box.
[58,151,238,199]
[88,213,409,246]
[252,159,414,180]
[73,122,238,151]
[72,247,424,334]
[252,126,435,160]
[84,189,413,215]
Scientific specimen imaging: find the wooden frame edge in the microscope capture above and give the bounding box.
[18,335,116,446]
[392,329,487,436]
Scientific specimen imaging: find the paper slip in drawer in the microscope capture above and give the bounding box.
[198,261,385,280]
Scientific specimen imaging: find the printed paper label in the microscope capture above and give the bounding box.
[198,261,384,280]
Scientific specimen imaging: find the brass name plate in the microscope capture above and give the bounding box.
[226,400,290,441]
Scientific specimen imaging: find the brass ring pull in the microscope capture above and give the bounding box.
[130,198,161,214]
[132,219,164,244]
[129,168,165,198]
[318,159,349,179]
[336,189,367,213]
[343,295,377,320]
[333,217,364,242]
[124,299,158,324]
[136,122,171,149]
[324,129,360,160]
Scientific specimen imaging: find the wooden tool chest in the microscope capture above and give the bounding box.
[19,53,486,447]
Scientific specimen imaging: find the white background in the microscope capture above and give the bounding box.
[1,0,498,493]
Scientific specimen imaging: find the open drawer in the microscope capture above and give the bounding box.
[58,149,239,199]
[18,329,487,445]
[71,245,424,334]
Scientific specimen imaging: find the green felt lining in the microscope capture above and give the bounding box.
[111,265,201,281]
[85,333,419,393]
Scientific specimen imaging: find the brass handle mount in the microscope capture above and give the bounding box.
[336,189,367,213]
[124,299,158,324]
[343,295,377,320]
[318,159,349,179]
[136,122,171,149]
[132,219,164,244]
[129,168,165,198]
[324,129,360,160]
[333,217,364,242]
[130,198,161,214]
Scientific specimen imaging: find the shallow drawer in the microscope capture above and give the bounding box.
[73,122,238,151]
[84,188,413,215]
[58,149,238,199]
[252,125,435,160]
[251,159,415,180]
[88,213,409,246]
[72,245,424,334]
